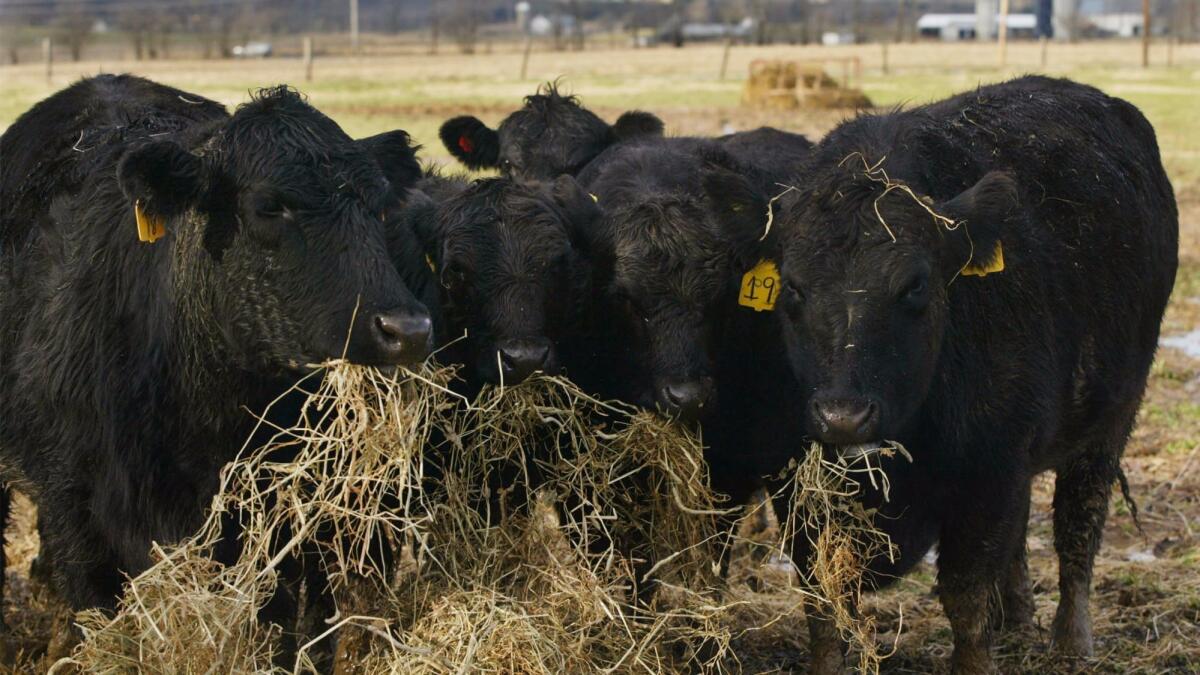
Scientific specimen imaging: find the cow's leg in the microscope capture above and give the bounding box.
[30,511,54,591]
[805,598,847,675]
[711,472,762,585]
[1051,448,1120,657]
[39,505,123,611]
[0,486,8,632]
[937,478,1027,675]
[992,497,1035,632]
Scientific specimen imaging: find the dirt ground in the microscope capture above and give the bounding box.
[1,44,1197,673]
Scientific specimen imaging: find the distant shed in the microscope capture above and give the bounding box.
[917,13,1038,41]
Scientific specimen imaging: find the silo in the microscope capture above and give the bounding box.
[976,0,999,40]
[1053,0,1079,40]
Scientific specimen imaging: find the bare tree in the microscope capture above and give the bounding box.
[429,3,440,54]
[568,0,585,50]
[120,10,151,60]
[1,20,24,64]
[446,0,479,55]
[54,1,93,62]
[748,0,770,44]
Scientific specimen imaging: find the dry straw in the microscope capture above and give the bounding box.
[58,364,902,674]
[775,442,911,675]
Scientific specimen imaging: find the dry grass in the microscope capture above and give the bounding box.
[20,367,899,674]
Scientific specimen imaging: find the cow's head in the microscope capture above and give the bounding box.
[415,175,600,385]
[117,86,434,371]
[778,159,1018,445]
[439,82,663,180]
[588,144,768,421]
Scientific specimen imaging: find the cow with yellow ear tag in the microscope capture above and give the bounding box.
[0,75,437,640]
[773,75,1177,674]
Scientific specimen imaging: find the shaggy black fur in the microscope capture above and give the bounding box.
[772,75,1178,673]
[409,172,602,390]
[575,137,778,417]
[717,126,815,186]
[439,82,664,180]
[0,75,435,618]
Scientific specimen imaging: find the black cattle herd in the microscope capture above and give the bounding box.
[0,74,1178,673]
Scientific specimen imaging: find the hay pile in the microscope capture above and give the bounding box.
[742,60,872,111]
[742,60,801,110]
[56,364,903,674]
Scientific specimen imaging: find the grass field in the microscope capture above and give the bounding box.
[1,41,1198,673]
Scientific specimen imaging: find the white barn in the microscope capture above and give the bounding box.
[917,13,1039,41]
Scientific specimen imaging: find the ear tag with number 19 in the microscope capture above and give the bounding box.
[739,259,780,312]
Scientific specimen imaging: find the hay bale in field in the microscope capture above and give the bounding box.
[60,364,901,674]
[742,59,799,109]
[742,59,873,111]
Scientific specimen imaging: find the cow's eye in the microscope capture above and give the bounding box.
[783,279,805,304]
[901,274,930,310]
[441,262,468,292]
[245,206,292,250]
[253,195,290,221]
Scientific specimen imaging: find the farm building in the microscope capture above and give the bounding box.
[916,13,1038,41]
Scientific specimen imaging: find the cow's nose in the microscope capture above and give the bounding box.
[496,339,553,384]
[656,377,715,422]
[371,310,432,365]
[809,396,881,445]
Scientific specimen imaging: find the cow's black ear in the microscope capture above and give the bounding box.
[551,175,603,252]
[611,111,664,141]
[117,140,204,225]
[937,171,1018,277]
[439,116,500,170]
[703,166,768,244]
[358,130,423,193]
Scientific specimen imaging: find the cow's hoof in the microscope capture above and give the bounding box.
[808,645,845,675]
[1051,611,1095,657]
[949,646,997,675]
[990,592,1035,632]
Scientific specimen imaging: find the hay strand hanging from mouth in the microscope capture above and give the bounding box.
[776,441,911,675]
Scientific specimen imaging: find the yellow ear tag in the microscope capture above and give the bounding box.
[961,241,1005,277]
[589,193,599,203]
[134,200,166,244]
[739,259,780,312]
[425,254,437,273]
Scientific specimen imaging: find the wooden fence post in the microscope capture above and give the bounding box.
[43,37,52,83]
[519,36,533,80]
[719,37,733,80]
[303,36,313,82]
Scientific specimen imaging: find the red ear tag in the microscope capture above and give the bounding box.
[458,135,475,154]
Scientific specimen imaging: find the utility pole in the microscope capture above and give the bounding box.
[998,0,1010,67]
[1142,0,1150,67]
[350,0,359,53]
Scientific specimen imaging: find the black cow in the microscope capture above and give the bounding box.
[773,76,1177,673]
[0,75,435,615]
[438,82,664,181]
[403,172,602,389]
[717,126,814,186]
[566,136,813,598]
[576,136,790,419]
